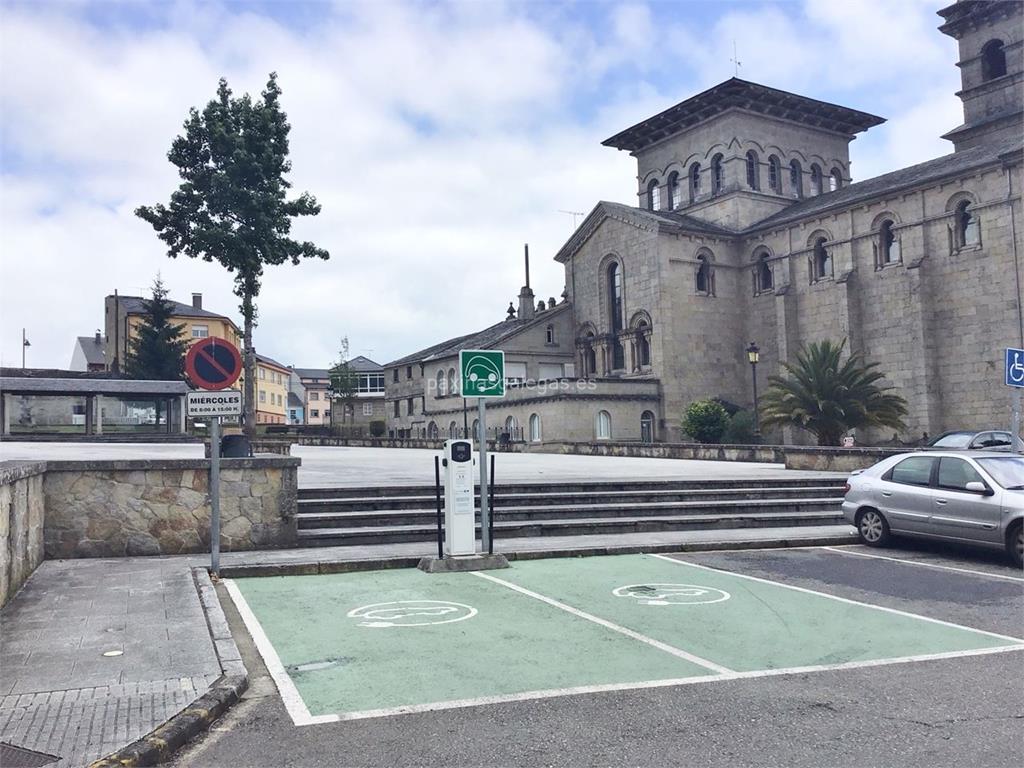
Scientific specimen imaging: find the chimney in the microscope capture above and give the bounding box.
[192,292,203,309]
[518,244,535,320]
[94,329,102,344]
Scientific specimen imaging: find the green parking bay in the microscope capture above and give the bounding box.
[227,554,1024,724]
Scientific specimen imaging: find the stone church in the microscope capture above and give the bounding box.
[385,0,1023,446]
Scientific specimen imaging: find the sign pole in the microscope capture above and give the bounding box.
[1013,387,1022,456]
[478,398,490,554]
[210,416,221,575]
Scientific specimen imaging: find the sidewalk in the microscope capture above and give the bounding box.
[0,524,855,766]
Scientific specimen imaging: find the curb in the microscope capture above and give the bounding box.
[218,532,859,578]
[88,569,249,768]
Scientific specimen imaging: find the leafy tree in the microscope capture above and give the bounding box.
[135,73,329,438]
[723,410,758,444]
[682,399,730,443]
[125,275,188,381]
[329,337,358,426]
[760,339,908,446]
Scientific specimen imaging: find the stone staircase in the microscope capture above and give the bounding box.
[295,477,849,547]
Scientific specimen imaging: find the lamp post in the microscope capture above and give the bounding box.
[746,341,761,437]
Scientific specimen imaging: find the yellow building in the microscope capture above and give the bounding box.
[254,353,290,425]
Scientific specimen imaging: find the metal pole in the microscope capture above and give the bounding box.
[488,453,495,554]
[434,455,444,558]
[478,398,490,554]
[210,417,221,575]
[22,328,26,369]
[751,361,760,436]
[1013,387,1022,456]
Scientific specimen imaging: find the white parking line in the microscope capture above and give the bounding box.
[821,546,1024,582]
[471,571,733,674]
[651,553,1024,645]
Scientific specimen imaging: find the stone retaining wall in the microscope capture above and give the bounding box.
[43,458,299,559]
[1,461,46,606]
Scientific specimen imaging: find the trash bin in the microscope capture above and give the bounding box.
[220,434,252,458]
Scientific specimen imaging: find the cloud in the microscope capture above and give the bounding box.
[0,0,969,369]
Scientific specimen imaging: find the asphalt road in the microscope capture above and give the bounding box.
[173,542,1024,768]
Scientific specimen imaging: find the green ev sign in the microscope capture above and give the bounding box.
[460,350,506,398]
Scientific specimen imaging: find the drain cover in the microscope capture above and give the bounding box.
[0,742,60,767]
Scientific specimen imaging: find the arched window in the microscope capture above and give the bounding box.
[607,261,625,369]
[695,254,715,295]
[956,200,981,247]
[746,150,760,190]
[768,155,782,194]
[596,410,612,440]
[529,413,541,442]
[878,220,901,266]
[504,415,518,438]
[790,160,803,198]
[472,418,480,440]
[829,168,842,191]
[436,369,447,397]
[448,368,457,396]
[640,411,655,443]
[810,164,823,196]
[635,321,651,368]
[545,324,555,344]
[646,179,660,211]
[427,421,439,439]
[812,237,832,281]
[981,39,1007,81]
[667,171,681,210]
[711,153,724,195]
[689,163,701,202]
[754,251,773,294]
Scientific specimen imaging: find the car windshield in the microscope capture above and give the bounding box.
[976,457,1024,489]
[931,433,972,448]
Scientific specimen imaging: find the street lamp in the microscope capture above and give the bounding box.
[746,341,761,437]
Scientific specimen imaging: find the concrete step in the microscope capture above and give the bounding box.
[296,497,844,529]
[297,486,847,513]
[295,510,845,546]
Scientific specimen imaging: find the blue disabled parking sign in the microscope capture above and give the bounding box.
[1006,348,1024,388]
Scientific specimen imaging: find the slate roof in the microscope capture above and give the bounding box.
[114,295,236,324]
[387,304,571,367]
[75,336,106,367]
[255,353,289,372]
[603,78,885,153]
[347,356,383,372]
[744,136,1023,233]
[293,368,331,380]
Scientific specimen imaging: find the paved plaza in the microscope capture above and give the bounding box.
[0,442,842,488]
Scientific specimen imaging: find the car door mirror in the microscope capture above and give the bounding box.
[964,481,993,496]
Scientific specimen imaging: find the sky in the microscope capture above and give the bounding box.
[0,0,964,370]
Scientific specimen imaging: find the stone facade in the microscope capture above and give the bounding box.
[42,458,299,558]
[0,462,46,607]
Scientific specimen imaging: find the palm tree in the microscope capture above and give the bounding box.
[760,339,908,446]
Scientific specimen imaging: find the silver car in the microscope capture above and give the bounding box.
[842,451,1024,567]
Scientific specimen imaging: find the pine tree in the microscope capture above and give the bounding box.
[125,276,189,381]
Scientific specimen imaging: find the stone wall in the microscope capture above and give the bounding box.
[43,457,299,559]
[1,462,46,607]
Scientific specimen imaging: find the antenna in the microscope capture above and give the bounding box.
[731,40,742,77]
[558,210,585,229]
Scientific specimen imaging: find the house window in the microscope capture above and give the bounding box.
[768,155,781,193]
[504,415,518,436]
[810,164,823,196]
[981,39,1007,81]
[745,151,760,190]
[427,421,438,439]
[607,261,625,369]
[191,324,209,338]
[812,237,833,281]
[829,168,842,191]
[641,411,655,443]
[545,324,555,344]
[259,368,266,380]
[646,179,660,211]
[362,402,374,416]
[529,413,542,442]
[406,365,412,379]
[956,200,981,247]
[324,409,330,419]
[596,410,612,440]
[259,390,266,403]
[711,154,724,195]
[790,160,803,198]
[311,409,319,418]
[878,220,901,266]
[393,369,399,383]
[696,254,715,295]
[310,391,319,401]
[505,362,527,381]
[667,171,681,209]
[436,369,447,396]
[635,321,650,368]
[755,251,773,294]
[393,400,399,417]
[689,163,701,202]
[407,397,415,415]
[448,368,456,396]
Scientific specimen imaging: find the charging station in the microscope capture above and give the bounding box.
[442,439,476,556]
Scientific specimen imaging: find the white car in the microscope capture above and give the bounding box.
[842,451,1024,567]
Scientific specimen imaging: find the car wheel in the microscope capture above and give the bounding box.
[1007,523,1023,569]
[857,508,890,547]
